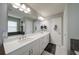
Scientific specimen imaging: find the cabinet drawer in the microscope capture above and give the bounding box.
[8,44,30,55]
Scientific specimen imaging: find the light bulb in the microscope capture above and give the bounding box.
[27,8,31,12]
[21,4,26,9]
[38,16,44,21]
[24,10,29,13]
[19,8,23,11]
[12,3,21,9]
[12,5,18,9]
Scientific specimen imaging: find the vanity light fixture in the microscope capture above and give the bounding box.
[19,4,26,11]
[38,16,44,21]
[24,10,29,13]
[24,8,31,13]
[19,8,24,11]
[11,3,31,13]
[12,3,21,9]
[27,8,31,12]
[21,4,26,9]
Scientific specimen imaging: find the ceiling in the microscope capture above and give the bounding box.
[27,3,65,17]
[8,4,37,20]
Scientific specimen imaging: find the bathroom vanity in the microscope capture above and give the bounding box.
[4,4,49,55]
[3,32,49,55]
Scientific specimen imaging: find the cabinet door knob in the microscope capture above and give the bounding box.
[29,49,33,55]
[29,50,31,55]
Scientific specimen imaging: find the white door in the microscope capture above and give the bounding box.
[49,17,63,46]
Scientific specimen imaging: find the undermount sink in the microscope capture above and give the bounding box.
[18,35,35,42]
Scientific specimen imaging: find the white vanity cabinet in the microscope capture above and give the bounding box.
[22,39,40,55]
[5,32,49,55]
[23,39,40,55]
[8,39,40,55]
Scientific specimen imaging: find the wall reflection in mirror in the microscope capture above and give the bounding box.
[7,3,38,36]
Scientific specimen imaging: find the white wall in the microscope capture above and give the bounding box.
[67,4,79,54]
[34,19,49,32]
[63,4,79,54]
[63,4,69,54]
[23,18,34,34]
[68,4,79,39]
[34,20,41,32]
[47,17,63,45]
[47,15,69,55]
[0,4,8,47]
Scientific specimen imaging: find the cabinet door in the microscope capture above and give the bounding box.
[39,37,45,54]
[8,44,30,55]
[30,39,40,55]
[39,34,49,54]
[22,44,31,55]
[44,34,49,47]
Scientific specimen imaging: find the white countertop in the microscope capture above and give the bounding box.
[3,32,49,54]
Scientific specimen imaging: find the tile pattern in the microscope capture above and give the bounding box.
[42,51,53,55]
[44,43,56,55]
[70,39,79,55]
[70,50,76,55]
[71,39,79,51]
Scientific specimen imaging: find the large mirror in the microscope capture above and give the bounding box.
[7,3,38,36]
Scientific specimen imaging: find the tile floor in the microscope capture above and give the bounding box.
[42,51,53,55]
[42,43,56,55]
[42,43,67,55]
